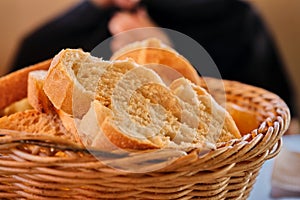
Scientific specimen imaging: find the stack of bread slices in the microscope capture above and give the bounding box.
[0,39,241,151]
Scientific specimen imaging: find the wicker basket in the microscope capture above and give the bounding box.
[0,65,290,199]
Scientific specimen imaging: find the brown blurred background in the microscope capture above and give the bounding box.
[0,0,299,120]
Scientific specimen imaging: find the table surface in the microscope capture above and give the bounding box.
[249,135,300,200]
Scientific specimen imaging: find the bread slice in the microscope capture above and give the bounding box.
[43,49,110,117]
[225,102,262,135]
[110,38,200,85]
[0,110,81,145]
[28,70,55,113]
[80,66,170,149]
[169,78,241,143]
[28,69,82,144]
[79,66,238,150]
[95,59,138,108]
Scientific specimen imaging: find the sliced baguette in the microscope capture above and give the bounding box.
[40,48,240,151]
[97,67,176,150]
[43,49,110,117]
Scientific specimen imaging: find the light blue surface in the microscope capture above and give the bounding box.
[282,135,300,153]
[249,135,300,200]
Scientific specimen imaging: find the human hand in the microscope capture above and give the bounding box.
[108,8,171,52]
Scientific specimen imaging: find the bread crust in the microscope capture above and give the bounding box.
[0,109,81,145]
[56,109,83,145]
[101,117,160,150]
[0,59,51,110]
[28,70,55,113]
[43,49,93,117]
[111,39,200,85]
[43,50,76,115]
[226,102,261,135]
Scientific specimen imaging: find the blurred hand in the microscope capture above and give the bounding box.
[109,8,155,35]
[91,0,140,9]
[108,8,171,52]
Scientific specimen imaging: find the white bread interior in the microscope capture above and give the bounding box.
[169,78,240,143]
[43,49,110,117]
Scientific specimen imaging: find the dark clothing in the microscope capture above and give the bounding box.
[11,0,296,116]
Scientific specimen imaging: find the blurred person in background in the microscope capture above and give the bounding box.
[10,0,298,131]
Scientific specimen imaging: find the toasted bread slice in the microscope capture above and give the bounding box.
[0,110,81,145]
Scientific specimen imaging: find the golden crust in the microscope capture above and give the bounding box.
[0,110,81,145]
[111,39,200,85]
[43,49,96,117]
[56,109,83,146]
[101,117,159,150]
[0,59,51,111]
[43,51,75,115]
[27,70,55,113]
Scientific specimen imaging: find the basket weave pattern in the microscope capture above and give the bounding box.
[0,78,290,200]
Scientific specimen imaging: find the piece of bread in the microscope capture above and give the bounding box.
[31,50,140,147]
[0,98,32,117]
[111,38,175,60]
[169,78,241,143]
[28,70,55,113]
[0,110,81,145]
[110,38,200,85]
[28,69,82,144]
[43,49,110,117]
